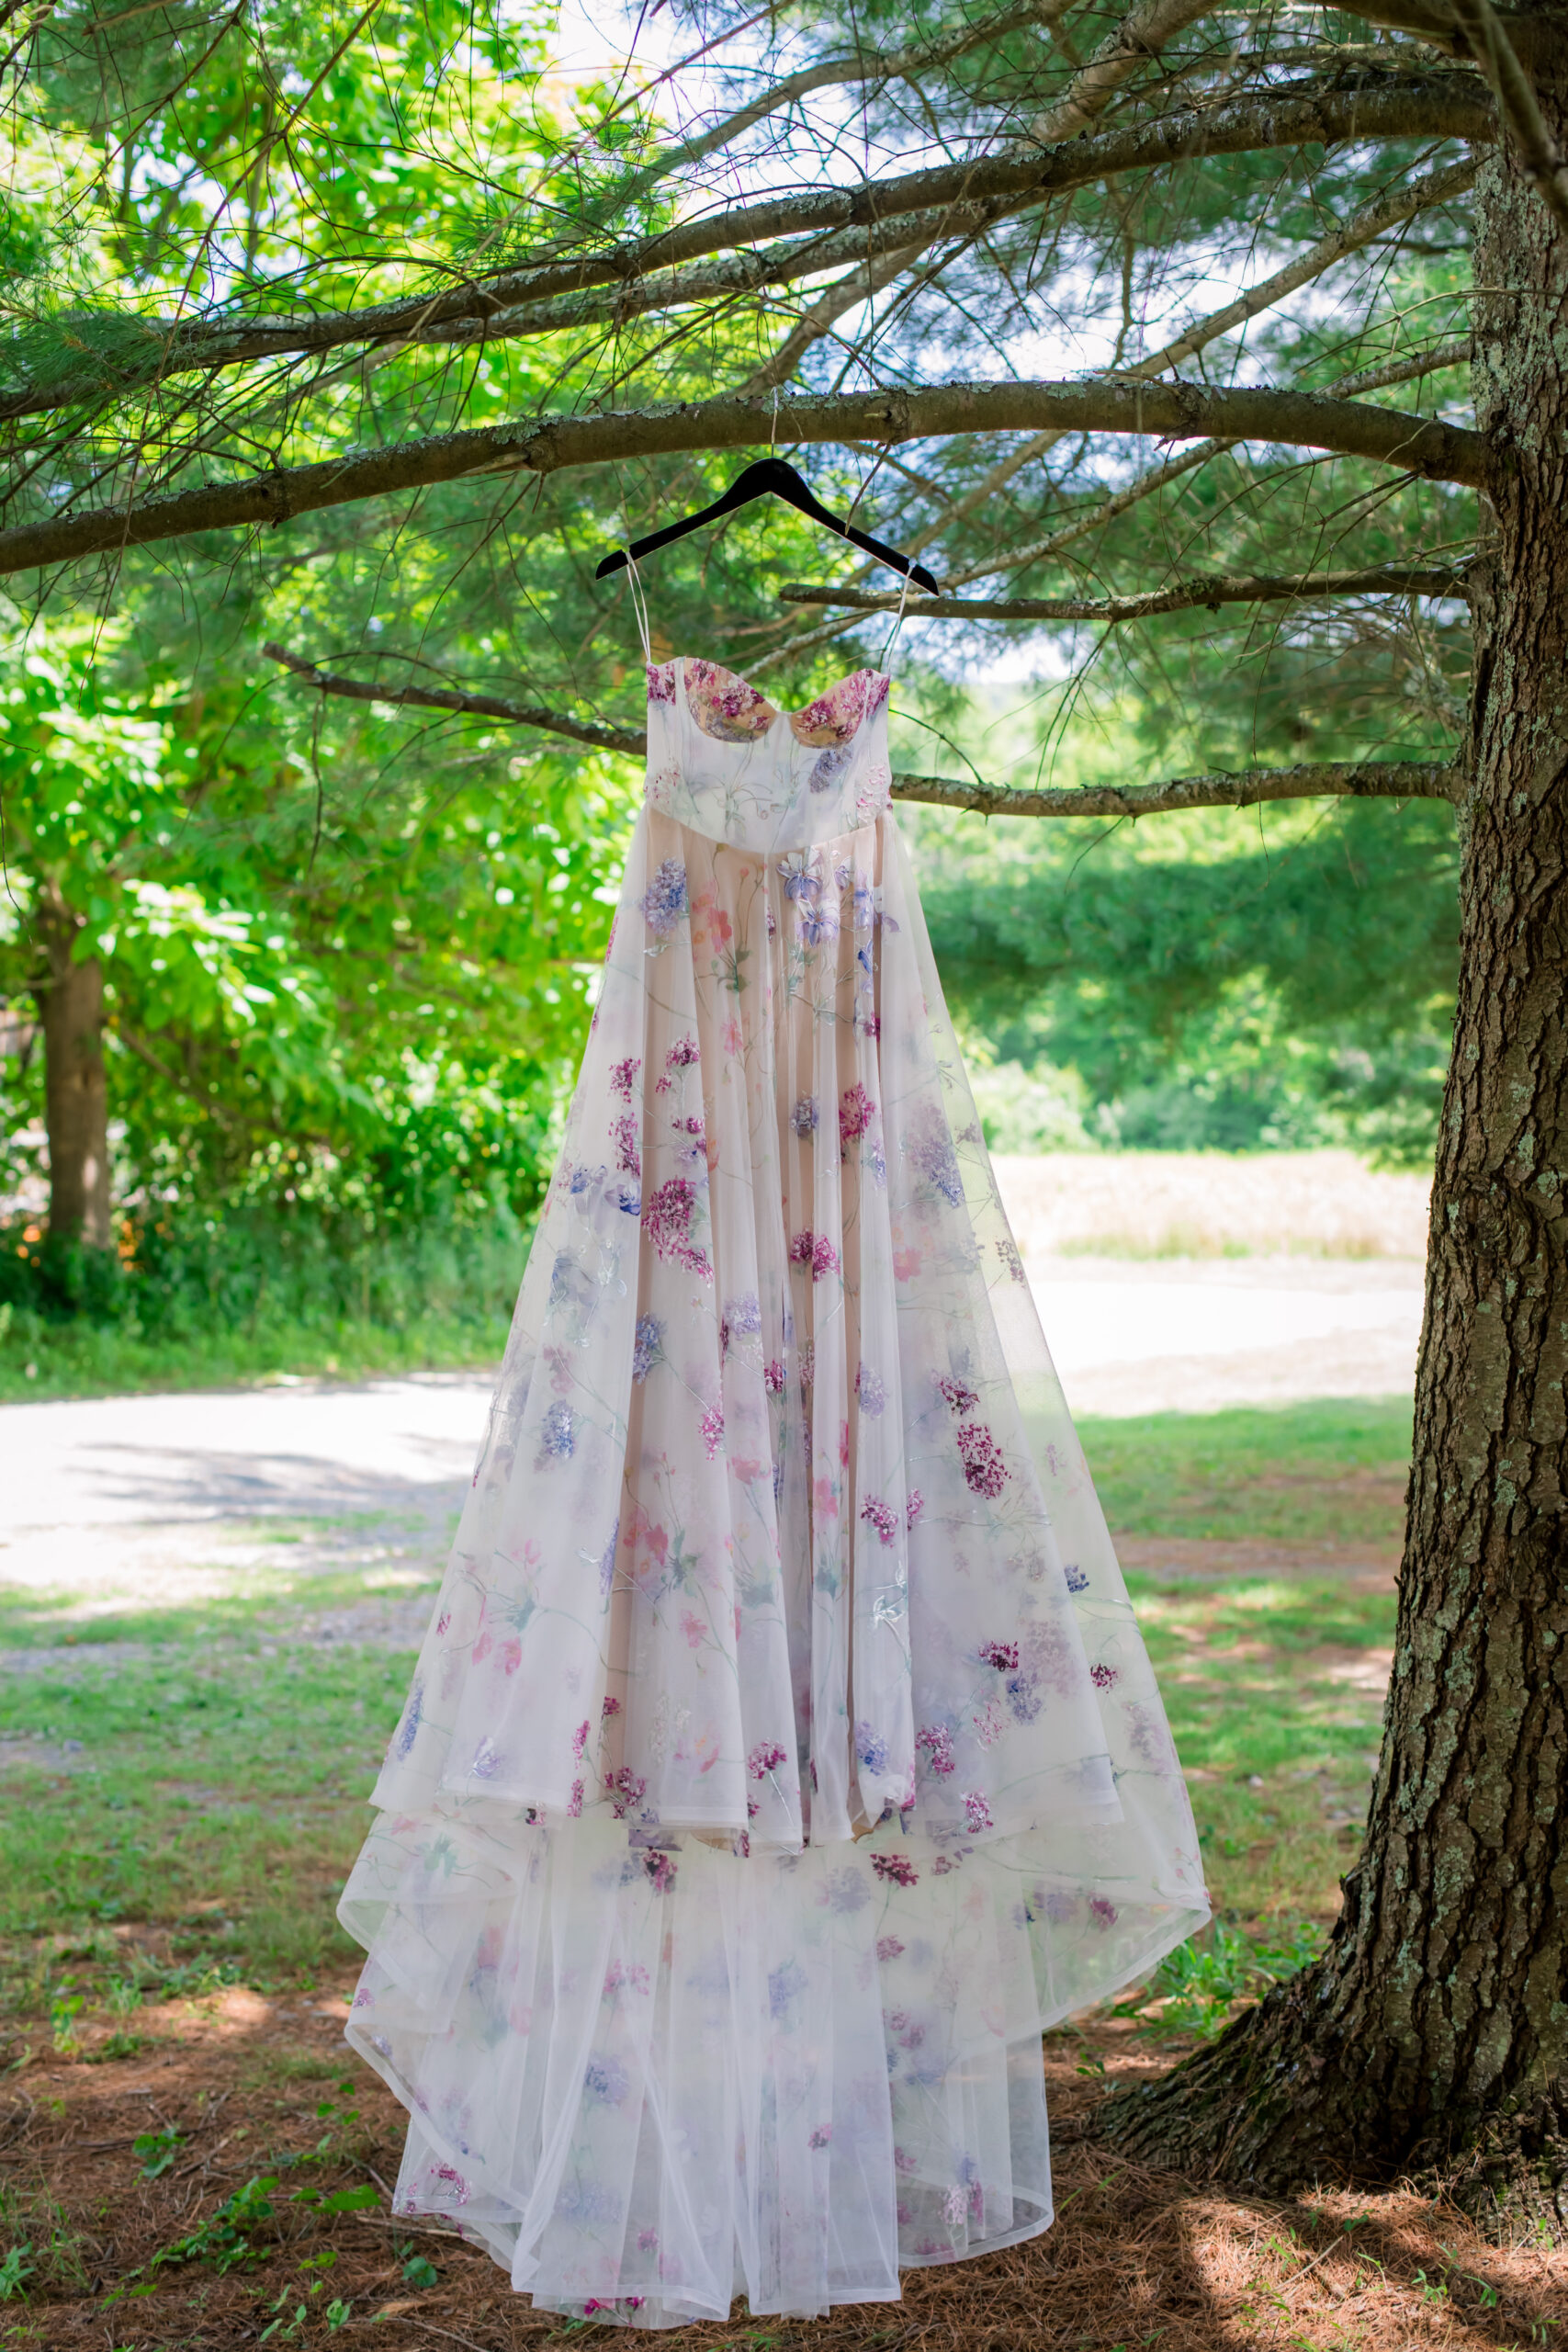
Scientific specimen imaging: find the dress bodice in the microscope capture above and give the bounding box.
[645,656,893,850]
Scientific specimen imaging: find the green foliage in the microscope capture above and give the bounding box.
[1144,1917,1326,2037]
[908,786,1457,1165]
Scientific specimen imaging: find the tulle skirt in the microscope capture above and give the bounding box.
[341,1801,1201,2327]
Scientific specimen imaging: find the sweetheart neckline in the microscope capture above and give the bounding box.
[661,653,886,726]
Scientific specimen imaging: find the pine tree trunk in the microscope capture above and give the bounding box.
[1100,46,1568,2223]
[36,883,112,1251]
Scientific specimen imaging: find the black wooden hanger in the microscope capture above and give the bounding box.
[594,457,941,595]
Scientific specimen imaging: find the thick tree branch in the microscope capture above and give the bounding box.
[1344,0,1567,66]
[0,378,1489,578]
[944,340,1474,588]
[779,562,1473,619]
[0,74,1493,417]
[891,760,1462,814]
[265,645,1460,818]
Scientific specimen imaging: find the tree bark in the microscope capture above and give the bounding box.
[36,885,112,1251]
[1100,18,1568,2226]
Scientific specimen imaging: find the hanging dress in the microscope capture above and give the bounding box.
[339,645,1210,2329]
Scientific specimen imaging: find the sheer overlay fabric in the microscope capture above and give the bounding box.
[340,654,1209,2326]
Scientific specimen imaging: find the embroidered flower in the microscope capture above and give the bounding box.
[936,1374,978,1414]
[856,1362,886,1417]
[876,1935,905,1960]
[964,1792,993,1835]
[607,1766,647,1816]
[956,1422,1009,1499]
[568,1778,584,1816]
[978,1640,1020,1671]
[538,1401,576,1461]
[798,898,840,947]
[749,1739,787,1778]
[720,1294,761,1355]
[916,1724,955,1776]
[571,1719,590,1758]
[603,1694,622,1717]
[612,1111,640,1177]
[1089,1895,1118,1929]
[908,1108,964,1207]
[997,1235,1027,1284]
[808,2123,833,2149]
[631,1315,663,1383]
[1005,1671,1043,1724]
[812,1235,840,1281]
[855,1720,889,1774]
[644,1850,678,1894]
[1065,1561,1089,1593]
[860,1494,899,1547]
[641,859,688,935]
[1090,1662,1120,1690]
[646,661,677,704]
[700,1401,725,1460]
[642,1177,711,1276]
[906,1488,925,1530]
[665,1034,701,1070]
[610,1056,641,1099]
[839,1082,874,1140]
[764,1358,786,1395]
[872,1852,919,1888]
[791,1094,819,1137]
[681,1608,705,1648]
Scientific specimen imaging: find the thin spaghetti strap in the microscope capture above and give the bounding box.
[880,564,913,676]
[625,550,654,667]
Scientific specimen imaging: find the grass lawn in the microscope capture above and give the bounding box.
[13,1395,1543,2352]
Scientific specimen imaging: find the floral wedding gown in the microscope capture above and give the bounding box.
[340,652,1209,2327]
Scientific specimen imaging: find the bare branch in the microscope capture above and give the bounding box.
[743,245,927,394]
[646,0,1070,180]
[1343,0,1567,67]
[1021,0,1221,146]
[945,340,1474,588]
[261,642,645,754]
[263,647,1461,819]
[0,377,1487,578]
[1122,157,1476,379]
[892,759,1462,815]
[0,74,1493,418]
[1446,0,1568,230]
[780,562,1474,619]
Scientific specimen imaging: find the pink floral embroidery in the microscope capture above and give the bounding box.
[749,1739,787,1778]
[979,1640,1020,1670]
[643,1178,712,1278]
[916,1724,955,1774]
[872,1852,919,1888]
[956,1422,1009,1499]
[568,1779,584,1816]
[936,1374,978,1413]
[764,1358,786,1394]
[607,1766,647,1816]
[906,1489,925,1529]
[685,658,776,741]
[612,1112,640,1177]
[681,1609,705,1648]
[610,1056,641,1099]
[964,1792,993,1834]
[861,1495,899,1546]
[1090,1662,1120,1689]
[839,1082,875,1140]
[700,1401,725,1459]
[646,661,677,704]
[571,1719,590,1758]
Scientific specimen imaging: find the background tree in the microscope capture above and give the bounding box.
[2,0,1566,2219]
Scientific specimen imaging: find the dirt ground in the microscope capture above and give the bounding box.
[5,1972,1565,2352]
